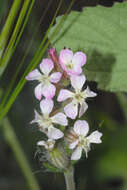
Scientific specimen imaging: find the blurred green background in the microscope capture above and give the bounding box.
[0,0,127,190]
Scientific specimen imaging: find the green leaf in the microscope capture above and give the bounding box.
[49,3,127,92]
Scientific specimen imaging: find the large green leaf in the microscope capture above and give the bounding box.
[49,3,127,92]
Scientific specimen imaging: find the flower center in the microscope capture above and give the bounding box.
[42,116,52,128]
[78,135,88,148]
[73,91,84,103]
[47,140,55,150]
[66,61,73,70]
[39,75,50,84]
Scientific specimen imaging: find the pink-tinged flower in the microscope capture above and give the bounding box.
[31,99,68,140]
[59,49,87,76]
[26,58,62,100]
[67,120,102,160]
[57,75,96,119]
[37,139,55,151]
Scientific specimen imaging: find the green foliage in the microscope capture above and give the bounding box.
[43,162,62,173]
[0,0,21,59]
[0,0,34,77]
[49,2,127,92]
[96,126,127,182]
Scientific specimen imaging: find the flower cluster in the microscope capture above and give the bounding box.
[26,48,102,164]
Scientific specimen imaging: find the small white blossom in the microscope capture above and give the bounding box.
[26,58,62,100]
[31,99,68,140]
[37,139,55,151]
[68,120,102,160]
[57,75,96,119]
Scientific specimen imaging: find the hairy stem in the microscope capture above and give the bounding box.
[64,166,75,190]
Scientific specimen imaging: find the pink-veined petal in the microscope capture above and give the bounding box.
[40,99,54,115]
[34,83,43,100]
[40,58,54,75]
[59,49,73,71]
[41,83,56,99]
[48,127,64,140]
[79,102,88,118]
[51,112,68,126]
[71,147,82,160]
[72,52,87,66]
[26,69,42,81]
[70,75,86,91]
[87,131,102,144]
[64,102,78,119]
[57,89,73,102]
[69,140,78,149]
[74,120,89,136]
[72,63,82,75]
[50,72,62,83]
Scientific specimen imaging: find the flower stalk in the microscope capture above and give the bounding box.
[64,166,75,190]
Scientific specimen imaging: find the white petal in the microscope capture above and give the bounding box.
[57,89,73,102]
[51,112,68,126]
[31,110,40,124]
[64,102,78,119]
[69,140,78,149]
[34,83,43,100]
[87,131,102,144]
[40,58,54,75]
[74,120,89,136]
[71,147,82,160]
[83,86,97,98]
[79,102,88,118]
[48,127,64,140]
[37,140,48,149]
[41,83,56,99]
[26,69,42,81]
[50,72,62,83]
[40,99,54,115]
[70,75,86,91]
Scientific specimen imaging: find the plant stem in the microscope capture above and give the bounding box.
[2,118,40,190]
[64,166,75,190]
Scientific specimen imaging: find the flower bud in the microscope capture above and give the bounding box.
[49,48,63,73]
[49,48,58,65]
[47,145,69,171]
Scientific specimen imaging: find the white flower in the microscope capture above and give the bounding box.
[68,120,102,160]
[31,99,68,140]
[37,139,55,151]
[26,58,62,100]
[57,75,96,119]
